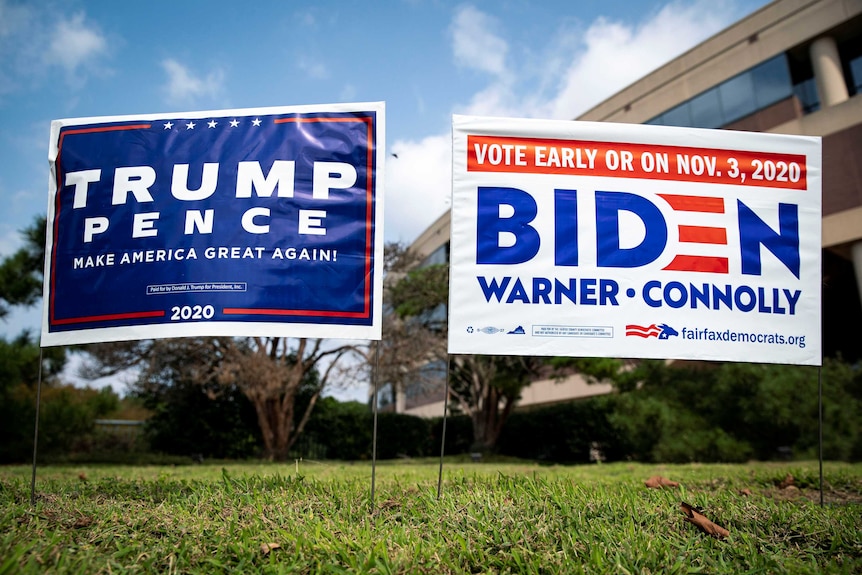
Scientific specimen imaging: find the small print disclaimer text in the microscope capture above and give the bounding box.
[147,282,247,295]
[532,325,614,338]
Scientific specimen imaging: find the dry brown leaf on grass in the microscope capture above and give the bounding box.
[779,474,795,489]
[260,543,281,555]
[680,501,729,539]
[738,488,753,497]
[645,476,679,489]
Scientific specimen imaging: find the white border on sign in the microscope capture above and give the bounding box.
[448,114,821,366]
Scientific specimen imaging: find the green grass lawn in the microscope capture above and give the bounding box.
[2,459,860,574]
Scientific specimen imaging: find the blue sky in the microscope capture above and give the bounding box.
[0,0,771,386]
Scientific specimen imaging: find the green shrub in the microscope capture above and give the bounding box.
[1,383,120,463]
[496,397,625,463]
[429,414,473,455]
[301,400,432,460]
[140,382,261,460]
[302,400,371,460]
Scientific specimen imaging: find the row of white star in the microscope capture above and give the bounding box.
[162,118,264,130]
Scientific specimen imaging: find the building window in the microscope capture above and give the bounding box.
[405,360,446,399]
[662,102,692,127]
[421,242,449,267]
[751,54,793,110]
[646,54,793,128]
[793,77,820,113]
[376,382,394,408]
[849,55,862,94]
[718,71,757,123]
[689,88,723,129]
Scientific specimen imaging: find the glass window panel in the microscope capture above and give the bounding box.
[660,102,692,127]
[719,72,756,123]
[422,243,448,267]
[850,55,862,94]
[688,88,723,128]
[645,115,665,126]
[420,303,447,330]
[751,55,792,109]
[793,78,820,113]
[377,383,393,406]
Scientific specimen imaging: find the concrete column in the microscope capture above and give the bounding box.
[810,36,849,108]
[852,241,862,307]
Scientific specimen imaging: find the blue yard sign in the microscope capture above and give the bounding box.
[42,103,384,346]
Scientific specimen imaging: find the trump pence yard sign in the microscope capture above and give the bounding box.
[42,103,384,346]
[449,115,821,366]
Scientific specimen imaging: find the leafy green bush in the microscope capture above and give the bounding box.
[0,334,67,463]
[139,380,261,460]
[300,399,433,460]
[497,397,623,463]
[1,383,121,463]
[376,412,432,458]
[429,414,473,456]
[602,358,861,463]
[301,399,371,460]
[610,394,752,463]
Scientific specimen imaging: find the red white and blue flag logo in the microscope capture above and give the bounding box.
[625,323,678,339]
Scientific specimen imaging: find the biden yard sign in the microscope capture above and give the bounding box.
[449,115,822,366]
[42,103,384,346]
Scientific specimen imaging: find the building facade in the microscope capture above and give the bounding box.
[387,0,862,417]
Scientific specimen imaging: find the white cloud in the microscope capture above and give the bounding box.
[413,86,427,115]
[340,83,357,102]
[450,5,508,77]
[385,1,745,243]
[0,0,36,93]
[0,223,21,258]
[298,55,329,80]
[46,12,107,75]
[161,58,225,106]
[0,305,42,340]
[295,9,317,28]
[455,0,735,121]
[544,1,730,120]
[0,0,32,41]
[0,3,109,93]
[384,134,451,243]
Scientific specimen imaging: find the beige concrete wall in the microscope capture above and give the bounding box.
[403,373,613,418]
[407,210,450,262]
[515,374,613,408]
[823,206,862,249]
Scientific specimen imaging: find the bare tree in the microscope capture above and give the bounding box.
[353,242,449,410]
[216,337,355,460]
[449,354,543,451]
[382,246,545,451]
[81,335,358,460]
[356,310,447,410]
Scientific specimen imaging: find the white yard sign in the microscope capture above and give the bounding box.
[449,115,821,366]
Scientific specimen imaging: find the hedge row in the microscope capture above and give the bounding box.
[292,398,615,463]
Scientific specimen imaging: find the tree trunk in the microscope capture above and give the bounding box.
[250,395,277,460]
[288,390,321,452]
[271,399,292,461]
[471,386,496,452]
[469,384,517,452]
